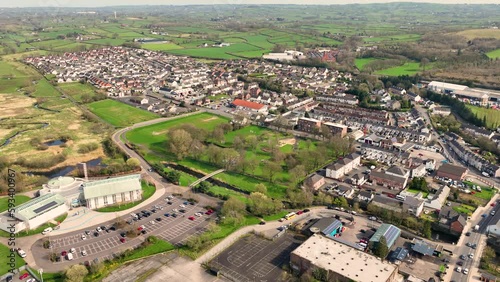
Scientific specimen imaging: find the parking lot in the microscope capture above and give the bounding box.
[209,233,303,282]
[46,196,215,264]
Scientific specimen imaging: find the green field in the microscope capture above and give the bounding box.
[0,195,31,213]
[355,58,379,70]
[375,62,422,76]
[141,42,184,51]
[486,48,500,59]
[466,105,500,129]
[207,185,249,204]
[88,99,158,127]
[58,82,100,102]
[167,43,263,59]
[0,243,26,275]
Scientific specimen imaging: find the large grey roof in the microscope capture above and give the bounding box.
[83,174,142,199]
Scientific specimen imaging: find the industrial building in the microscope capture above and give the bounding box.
[290,234,400,282]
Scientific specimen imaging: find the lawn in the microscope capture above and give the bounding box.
[0,195,31,213]
[122,237,175,261]
[0,243,25,275]
[96,182,156,212]
[406,188,429,199]
[207,185,249,204]
[486,48,500,59]
[463,181,496,202]
[87,99,158,127]
[453,204,476,216]
[375,62,422,76]
[465,105,500,129]
[355,57,379,70]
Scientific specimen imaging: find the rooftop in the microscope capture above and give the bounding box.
[232,99,265,110]
[369,224,401,248]
[291,234,397,282]
[437,163,467,177]
[83,174,142,200]
[14,193,66,221]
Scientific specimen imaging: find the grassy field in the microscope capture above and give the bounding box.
[88,99,158,127]
[355,58,379,70]
[58,82,101,103]
[0,243,26,275]
[207,185,249,204]
[466,105,500,129]
[96,182,156,212]
[141,42,184,51]
[0,195,31,213]
[453,204,476,216]
[456,29,500,40]
[375,62,422,76]
[486,48,500,59]
[167,43,262,59]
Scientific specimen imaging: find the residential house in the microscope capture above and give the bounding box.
[432,107,451,116]
[402,196,425,217]
[337,185,355,198]
[386,100,401,110]
[325,153,361,179]
[357,190,374,202]
[436,163,468,181]
[305,174,325,190]
[323,122,348,138]
[424,185,451,212]
[370,170,408,190]
[437,206,467,236]
[296,117,321,134]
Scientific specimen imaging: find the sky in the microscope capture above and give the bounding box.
[1,0,499,8]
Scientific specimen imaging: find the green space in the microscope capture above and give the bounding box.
[88,99,158,127]
[453,204,475,216]
[163,167,197,187]
[32,79,60,97]
[167,43,263,59]
[486,48,500,59]
[206,185,249,204]
[375,62,422,76]
[262,210,289,221]
[355,57,378,70]
[0,243,26,275]
[58,82,102,103]
[463,181,496,201]
[121,237,175,261]
[0,195,31,213]
[465,105,500,129]
[141,42,184,51]
[96,182,156,212]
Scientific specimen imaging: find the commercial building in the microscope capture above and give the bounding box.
[427,81,469,93]
[39,176,86,207]
[0,193,68,233]
[231,99,268,113]
[83,174,143,209]
[436,163,468,181]
[309,218,344,237]
[369,224,401,249]
[290,234,399,282]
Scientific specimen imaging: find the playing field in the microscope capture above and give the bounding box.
[88,99,158,127]
[375,62,421,76]
[466,104,500,129]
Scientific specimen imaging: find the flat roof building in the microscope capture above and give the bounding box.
[290,234,400,282]
[83,174,143,209]
[0,193,68,233]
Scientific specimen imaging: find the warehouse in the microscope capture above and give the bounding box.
[290,234,400,282]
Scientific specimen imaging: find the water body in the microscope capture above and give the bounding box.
[0,123,49,148]
[25,157,104,179]
[44,139,65,146]
[34,103,60,113]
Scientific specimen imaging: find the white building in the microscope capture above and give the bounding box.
[427,81,468,93]
[39,176,86,208]
[325,153,361,179]
[0,193,68,233]
[83,174,143,209]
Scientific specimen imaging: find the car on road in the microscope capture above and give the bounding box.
[463,268,469,274]
[279,218,285,222]
[482,213,488,218]
[120,238,126,243]
[17,248,27,258]
[491,202,496,207]
[188,216,195,221]
[492,211,496,216]
[19,273,29,280]
[296,210,304,215]
[155,217,162,222]
[259,221,266,225]
[303,209,310,213]
[81,250,87,256]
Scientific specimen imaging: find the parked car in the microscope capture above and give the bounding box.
[120,232,127,238]
[303,209,310,213]
[17,248,27,258]
[457,261,463,266]
[296,210,304,215]
[81,250,87,256]
[19,273,29,280]
[369,216,377,221]
[463,268,469,275]
[120,238,126,243]
[70,248,76,253]
[188,216,195,221]
[81,234,87,240]
[96,226,102,232]
[156,217,162,222]
[61,251,67,257]
[164,213,170,217]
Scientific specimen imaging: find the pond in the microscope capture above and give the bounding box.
[44,139,65,146]
[25,157,104,179]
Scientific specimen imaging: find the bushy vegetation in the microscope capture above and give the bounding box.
[77,142,99,154]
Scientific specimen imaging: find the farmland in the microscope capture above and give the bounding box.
[355,58,379,70]
[375,62,422,76]
[88,99,158,127]
[466,105,500,129]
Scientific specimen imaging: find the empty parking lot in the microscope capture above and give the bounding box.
[209,233,303,282]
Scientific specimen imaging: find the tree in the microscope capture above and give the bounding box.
[420,58,429,72]
[126,157,140,168]
[221,197,246,218]
[333,196,348,208]
[220,148,240,170]
[254,183,267,195]
[211,127,225,144]
[288,164,307,184]
[167,129,193,160]
[64,264,88,282]
[248,192,276,216]
[373,236,389,260]
[166,171,181,184]
[262,161,282,183]
[244,135,258,150]
[422,220,432,239]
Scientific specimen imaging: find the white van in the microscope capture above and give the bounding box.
[42,227,53,235]
[395,195,406,201]
[66,253,73,260]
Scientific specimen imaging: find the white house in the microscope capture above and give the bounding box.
[326,153,361,179]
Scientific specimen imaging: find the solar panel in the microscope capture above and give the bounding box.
[33,201,58,214]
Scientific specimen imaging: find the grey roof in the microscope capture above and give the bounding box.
[404,196,424,208]
[390,247,409,261]
[307,174,324,184]
[311,218,339,232]
[14,193,66,221]
[83,174,142,200]
[322,220,343,236]
[370,171,407,184]
[437,163,467,178]
[386,165,407,176]
[358,191,373,199]
[411,240,434,256]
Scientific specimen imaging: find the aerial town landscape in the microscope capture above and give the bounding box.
[0,2,500,282]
